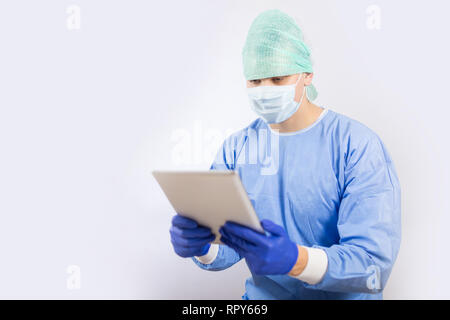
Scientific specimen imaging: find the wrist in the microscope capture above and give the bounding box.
[194,243,219,265]
[288,244,308,276]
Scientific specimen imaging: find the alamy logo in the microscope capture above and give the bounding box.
[366,5,381,30]
[366,265,381,290]
[171,123,280,175]
[66,5,81,30]
[66,265,81,290]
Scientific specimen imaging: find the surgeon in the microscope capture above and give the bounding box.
[169,9,401,300]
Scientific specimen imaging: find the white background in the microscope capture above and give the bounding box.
[0,0,449,299]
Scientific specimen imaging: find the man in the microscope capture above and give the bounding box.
[169,9,401,300]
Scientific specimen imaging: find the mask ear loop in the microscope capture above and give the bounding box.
[294,73,306,104]
[300,73,318,101]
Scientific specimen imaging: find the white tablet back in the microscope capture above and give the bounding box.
[152,170,264,244]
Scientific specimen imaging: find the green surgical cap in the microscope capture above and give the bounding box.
[242,9,318,101]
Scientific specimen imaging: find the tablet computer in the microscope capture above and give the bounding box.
[152,170,264,244]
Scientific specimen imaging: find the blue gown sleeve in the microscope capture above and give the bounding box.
[191,244,243,271]
[191,134,246,271]
[303,132,401,293]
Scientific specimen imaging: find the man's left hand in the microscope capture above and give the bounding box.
[219,219,299,275]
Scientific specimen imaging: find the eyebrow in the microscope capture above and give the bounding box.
[251,76,285,81]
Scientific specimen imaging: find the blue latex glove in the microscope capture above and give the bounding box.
[219,219,298,275]
[170,214,215,258]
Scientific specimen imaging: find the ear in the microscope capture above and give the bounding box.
[304,73,314,86]
[294,73,308,102]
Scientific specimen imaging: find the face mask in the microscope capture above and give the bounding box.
[247,74,305,124]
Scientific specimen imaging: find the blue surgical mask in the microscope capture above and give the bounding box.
[247,74,305,124]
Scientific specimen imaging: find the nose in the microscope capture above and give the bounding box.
[260,78,274,86]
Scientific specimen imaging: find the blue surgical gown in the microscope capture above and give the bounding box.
[192,109,401,300]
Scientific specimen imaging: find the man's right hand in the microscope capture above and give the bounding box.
[169,214,216,258]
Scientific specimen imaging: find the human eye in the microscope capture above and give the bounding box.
[272,77,284,84]
[250,79,261,85]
